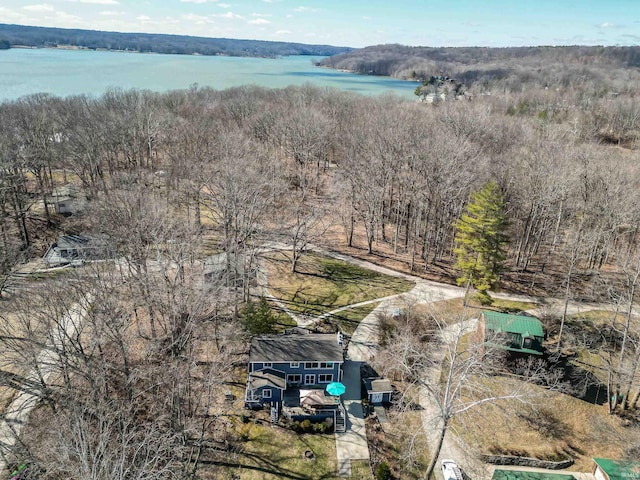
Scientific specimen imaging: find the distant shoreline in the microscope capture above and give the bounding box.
[8,44,272,58]
[0,23,352,59]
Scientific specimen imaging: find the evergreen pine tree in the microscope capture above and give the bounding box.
[453,181,508,305]
[241,296,276,335]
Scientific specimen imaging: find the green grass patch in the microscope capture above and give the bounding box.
[323,302,381,335]
[272,310,298,332]
[567,309,622,325]
[265,252,414,319]
[351,460,374,479]
[232,422,339,480]
[489,298,538,313]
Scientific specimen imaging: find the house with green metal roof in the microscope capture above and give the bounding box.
[478,311,545,356]
[593,457,640,480]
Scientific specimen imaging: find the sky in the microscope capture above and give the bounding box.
[1,0,639,48]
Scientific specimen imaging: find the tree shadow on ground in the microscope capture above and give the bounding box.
[515,354,607,405]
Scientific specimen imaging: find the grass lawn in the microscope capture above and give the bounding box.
[264,251,414,321]
[228,422,341,480]
[455,377,640,472]
[323,302,381,335]
[490,298,539,313]
[423,296,640,473]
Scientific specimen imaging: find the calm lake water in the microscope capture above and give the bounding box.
[0,48,416,101]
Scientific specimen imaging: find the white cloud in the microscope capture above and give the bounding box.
[275,29,291,35]
[599,22,618,28]
[293,6,317,13]
[182,13,211,23]
[217,3,230,7]
[213,11,243,19]
[251,13,271,17]
[23,4,55,12]
[68,0,120,4]
[0,6,28,22]
[137,15,151,21]
[54,10,83,23]
[180,0,212,3]
[99,10,125,15]
[249,18,270,25]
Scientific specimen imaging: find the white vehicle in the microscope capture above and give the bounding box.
[441,459,464,480]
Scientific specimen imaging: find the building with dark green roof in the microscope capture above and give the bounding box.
[478,311,545,356]
[594,457,640,480]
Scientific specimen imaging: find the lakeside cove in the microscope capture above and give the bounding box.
[0,48,417,101]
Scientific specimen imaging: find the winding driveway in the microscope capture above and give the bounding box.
[274,246,609,479]
[0,294,93,472]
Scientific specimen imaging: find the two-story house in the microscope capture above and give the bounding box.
[245,332,346,431]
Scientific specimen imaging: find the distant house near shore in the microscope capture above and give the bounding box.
[43,234,105,266]
[477,311,545,357]
[46,184,84,215]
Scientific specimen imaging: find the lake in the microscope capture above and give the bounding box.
[0,48,417,101]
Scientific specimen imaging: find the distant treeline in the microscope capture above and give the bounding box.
[0,23,352,57]
[320,44,640,91]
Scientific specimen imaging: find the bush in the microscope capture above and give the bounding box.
[299,419,312,432]
[375,461,392,480]
[291,418,333,434]
[313,422,327,433]
[238,424,252,442]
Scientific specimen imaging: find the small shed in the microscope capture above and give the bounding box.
[363,377,393,405]
[47,185,84,215]
[478,311,545,356]
[593,458,640,480]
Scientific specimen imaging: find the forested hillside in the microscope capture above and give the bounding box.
[1,76,640,298]
[0,23,352,57]
[319,44,640,91]
[2,52,640,477]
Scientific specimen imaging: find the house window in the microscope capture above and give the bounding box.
[290,362,300,368]
[262,389,271,399]
[318,374,333,383]
[319,362,333,369]
[304,362,319,369]
[522,337,533,349]
[263,362,272,368]
[304,374,315,385]
[287,374,302,385]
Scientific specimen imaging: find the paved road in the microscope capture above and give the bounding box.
[0,294,92,472]
[298,249,608,480]
[335,360,370,477]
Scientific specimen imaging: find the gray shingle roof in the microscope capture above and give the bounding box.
[363,377,393,393]
[247,368,286,390]
[249,334,344,363]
